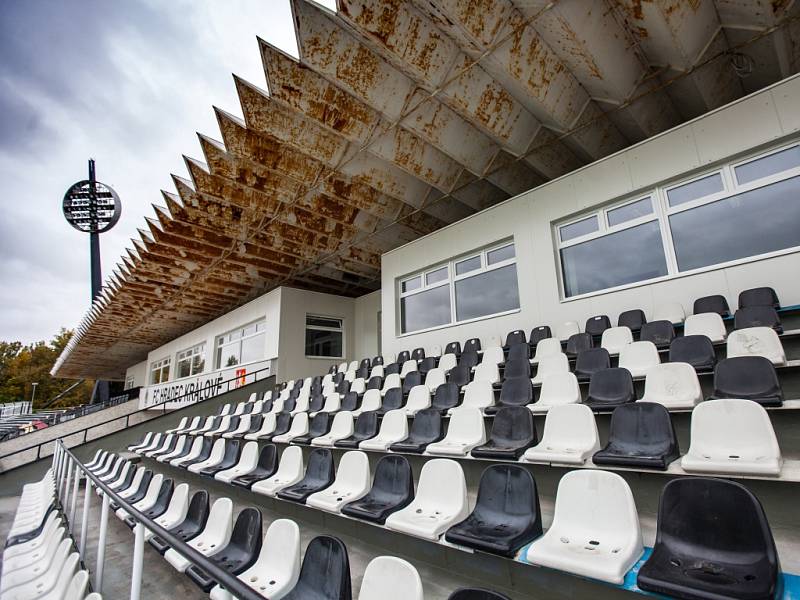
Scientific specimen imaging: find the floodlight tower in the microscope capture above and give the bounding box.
[62,159,122,403]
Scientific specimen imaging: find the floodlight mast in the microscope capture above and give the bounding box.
[88,159,102,300]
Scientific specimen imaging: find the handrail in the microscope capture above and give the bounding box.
[57,441,266,600]
[0,366,273,467]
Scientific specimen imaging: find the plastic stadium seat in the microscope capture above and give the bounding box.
[432,382,461,413]
[618,309,647,333]
[335,412,379,449]
[506,342,530,362]
[261,413,292,442]
[593,403,679,470]
[471,406,537,460]
[438,353,458,373]
[418,357,437,377]
[530,372,581,413]
[637,477,780,600]
[525,470,643,584]
[244,413,277,441]
[389,408,444,454]
[684,312,727,343]
[503,329,526,348]
[529,325,552,347]
[485,377,533,415]
[682,399,782,476]
[293,413,334,446]
[480,346,505,368]
[312,411,355,447]
[669,335,717,372]
[423,369,446,395]
[401,372,423,398]
[358,556,423,600]
[366,375,383,391]
[381,373,401,396]
[164,497,233,573]
[411,347,426,361]
[711,356,783,407]
[522,404,600,465]
[639,320,675,348]
[385,459,468,540]
[112,470,153,512]
[447,364,472,388]
[531,338,561,364]
[373,388,403,417]
[342,455,414,524]
[158,435,190,463]
[272,414,309,444]
[1,523,66,580]
[501,358,530,380]
[653,302,685,324]
[313,392,343,416]
[0,540,76,600]
[618,341,660,378]
[446,464,542,556]
[565,332,593,357]
[574,348,611,382]
[739,286,780,309]
[352,389,382,416]
[63,570,89,600]
[601,326,633,354]
[426,407,486,457]
[306,451,371,513]
[215,441,260,483]
[728,326,786,365]
[186,507,263,591]
[128,434,152,451]
[359,410,408,451]
[373,355,385,366]
[231,444,278,489]
[531,352,569,385]
[282,536,351,600]
[445,341,462,357]
[556,321,580,341]
[340,391,360,412]
[149,489,209,554]
[145,483,190,541]
[584,368,636,411]
[400,360,418,378]
[369,365,385,380]
[291,395,311,415]
[448,589,511,600]
[124,477,174,528]
[252,446,305,497]
[464,337,481,353]
[585,315,611,338]
[209,518,301,600]
[450,380,494,415]
[116,473,165,521]
[693,294,730,317]
[166,417,190,434]
[640,363,702,409]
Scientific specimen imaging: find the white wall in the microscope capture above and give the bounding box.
[381,74,800,359]
[354,290,381,361]
[124,360,147,388]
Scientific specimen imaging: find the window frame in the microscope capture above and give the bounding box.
[304,314,345,359]
[214,319,266,369]
[175,343,206,379]
[149,357,171,385]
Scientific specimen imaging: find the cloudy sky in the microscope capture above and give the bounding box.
[0,0,336,344]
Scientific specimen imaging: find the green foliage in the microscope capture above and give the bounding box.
[0,329,94,409]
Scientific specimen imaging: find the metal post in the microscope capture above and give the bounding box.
[130,521,145,600]
[70,465,80,526]
[63,459,73,512]
[96,493,110,592]
[79,473,91,554]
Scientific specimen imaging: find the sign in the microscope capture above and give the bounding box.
[63,178,121,233]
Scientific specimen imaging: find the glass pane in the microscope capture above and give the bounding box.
[486,244,515,265]
[220,344,240,368]
[177,359,191,379]
[560,215,598,242]
[561,220,668,297]
[455,255,481,275]
[426,266,448,285]
[192,354,205,375]
[607,197,652,227]
[455,264,520,321]
[240,333,265,364]
[305,329,344,357]
[401,284,451,333]
[242,323,258,337]
[306,316,342,329]
[735,146,800,185]
[401,276,421,293]
[667,173,723,207]
[670,175,800,271]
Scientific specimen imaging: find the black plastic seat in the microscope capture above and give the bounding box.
[366,375,382,390]
[359,357,371,371]
[372,355,384,366]
[283,536,351,600]
[585,315,611,338]
[112,470,153,511]
[431,382,461,414]
[734,306,783,333]
[335,412,379,449]
[592,403,679,470]
[445,464,542,556]
[384,362,400,376]
[637,477,780,600]
[198,440,241,477]
[308,394,325,414]
[445,341,462,357]
[565,332,593,357]
[180,438,213,469]
[293,413,334,445]
[419,356,438,376]
[328,365,337,375]
[215,416,241,437]
[150,435,179,459]
[618,309,646,333]
[458,351,480,371]
[529,326,551,347]
[502,358,530,381]
[584,368,635,411]
[231,444,277,488]
[506,342,530,362]
[471,406,537,460]
[669,335,717,372]
[340,392,359,412]
[242,414,263,437]
[710,356,783,407]
[448,589,511,600]
[574,347,610,382]
[111,461,137,493]
[640,320,675,348]
[485,378,533,415]
[411,347,426,361]
[389,409,443,453]
[333,372,345,385]
[504,329,526,348]
[263,413,292,441]
[377,388,405,417]
[336,380,351,396]
[693,294,730,317]
[464,338,481,353]
[260,398,273,413]
[341,455,414,524]
[447,365,472,388]
[355,365,369,380]
[397,350,411,364]
[4,505,56,547]
[277,449,335,504]
[739,286,780,309]
[148,490,209,555]
[281,397,297,414]
[186,507,263,591]
[124,478,174,528]
[402,371,423,396]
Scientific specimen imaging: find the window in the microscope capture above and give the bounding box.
[305,316,344,358]
[399,241,520,334]
[666,173,724,207]
[559,215,598,242]
[215,320,266,368]
[150,358,170,385]
[125,375,135,390]
[176,343,205,379]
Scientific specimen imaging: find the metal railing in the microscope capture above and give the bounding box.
[0,366,272,470]
[53,440,265,600]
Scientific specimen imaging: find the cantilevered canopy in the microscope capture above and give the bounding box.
[54,0,800,380]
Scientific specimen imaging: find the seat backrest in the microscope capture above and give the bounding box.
[534,353,569,379]
[407,385,431,410]
[504,330,527,347]
[335,450,370,489]
[397,350,411,364]
[370,455,414,503]
[341,391,360,411]
[276,446,304,478]
[227,507,263,559]
[459,350,480,370]
[533,337,562,360]
[585,315,611,337]
[464,338,482,353]
[498,377,533,407]
[411,347,426,360]
[669,335,717,370]
[351,412,379,440]
[462,380,494,409]
[503,358,530,379]
[359,556,423,600]
[415,458,466,508]
[617,309,646,332]
[438,353,458,372]
[734,306,781,331]
[642,362,702,406]
[308,413,334,438]
[432,382,460,411]
[556,321,581,341]
[618,341,660,370]
[601,326,633,353]
[328,411,354,438]
[639,320,675,347]
[693,294,730,317]
[490,406,536,445]
[274,413,292,436]
[541,404,598,446]
[382,373,401,393]
[196,497,233,547]
[727,327,786,364]
[407,408,442,441]
[575,347,610,373]
[63,570,89,600]
[373,355,385,366]
[689,399,781,458]
[605,403,677,455]
[739,286,780,309]
[538,372,581,405]
[419,356,438,374]
[237,441,259,466]
[136,473,165,508]
[506,342,530,362]
[257,519,301,587]
[382,388,405,412]
[160,483,190,523]
[587,368,635,405]
[256,444,278,472]
[377,410,408,439]
[288,413,310,435]
[367,375,383,390]
[566,332,593,356]
[473,362,499,384]
[712,356,783,402]
[684,312,727,341]
[360,389,382,412]
[370,365,385,379]
[529,325,552,346]
[447,364,472,387]
[445,341,462,356]
[481,346,505,366]
[472,464,541,532]
[424,368,446,391]
[652,302,685,324]
[285,536,351,600]
[177,490,209,535]
[444,407,484,441]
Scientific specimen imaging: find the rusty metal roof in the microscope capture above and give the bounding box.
[53,0,800,380]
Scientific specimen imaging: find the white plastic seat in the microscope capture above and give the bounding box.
[244,413,277,440]
[531,352,569,385]
[684,312,727,343]
[1,525,65,575]
[164,497,233,573]
[171,437,205,467]
[62,570,89,600]
[192,417,217,436]
[359,409,408,451]
[157,435,189,463]
[311,392,341,417]
[472,362,500,385]
[209,518,301,600]
[215,442,260,483]
[525,470,643,584]
[251,399,265,413]
[223,414,252,438]
[479,346,504,367]
[0,545,79,600]
[134,433,162,454]
[385,459,468,541]
[600,326,633,354]
[144,434,174,457]
[322,374,333,386]
[556,321,581,341]
[448,380,494,415]
[438,353,458,373]
[727,327,787,366]
[350,378,367,396]
[400,360,418,378]
[204,416,232,437]
[232,402,248,416]
[425,407,486,456]
[653,302,685,324]
[116,473,164,520]
[681,399,782,476]
[165,417,189,434]
[306,451,371,513]
[639,362,702,409]
[2,513,61,561]
[423,368,446,393]
[0,537,72,596]
[272,413,310,444]
[531,338,562,364]
[268,397,285,414]
[402,386,431,416]
[251,446,304,497]
[338,363,348,374]
[369,365,385,379]
[347,360,359,372]
[117,467,147,502]
[486,334,503,350]
[618,341,661,378]
[219,403,233,416]
[522,404,600,464]
[430,344,442,357]
[358,556,424,600]
[187,439,226,473]
[105,461,133,491]
[264,390,273,402]
[146,482,190,541]
[381,373,401,396]
[352,389,382,417]
[85,449,107,468]
[311,411,354,447]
